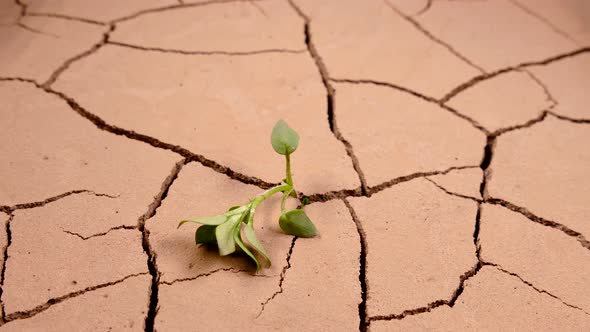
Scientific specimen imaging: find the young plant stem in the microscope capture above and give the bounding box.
[285,153,298,198]
[281,189,294,213]
[250,183,291,211]
[285,153,293,186]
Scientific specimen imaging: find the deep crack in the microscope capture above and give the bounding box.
[342,199,369,332]
[0,213,14,323]
[287,0,369,195]
[137,158,186,332]
[256,236,297,318]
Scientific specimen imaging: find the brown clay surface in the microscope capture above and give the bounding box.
[0,0,589,331]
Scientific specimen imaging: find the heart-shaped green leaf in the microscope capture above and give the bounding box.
[215,215,241,256]
[279,209,317,238]
[244,218,271,266]
[195,225,217,245]
[178,214,226,228]
[271,120,299,155]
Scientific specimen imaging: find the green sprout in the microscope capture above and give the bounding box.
[178,120,317,270]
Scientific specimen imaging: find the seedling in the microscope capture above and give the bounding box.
[178,120,317,270]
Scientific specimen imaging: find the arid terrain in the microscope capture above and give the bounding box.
[0,0,589,331]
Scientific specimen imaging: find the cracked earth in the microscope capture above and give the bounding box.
[0,0,589,330]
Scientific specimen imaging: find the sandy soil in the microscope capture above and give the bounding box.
[0,0,589,330]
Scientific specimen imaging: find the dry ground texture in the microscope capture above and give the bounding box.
[0,0,589,331]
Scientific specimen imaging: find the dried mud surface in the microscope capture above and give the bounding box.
[0,0,589,330]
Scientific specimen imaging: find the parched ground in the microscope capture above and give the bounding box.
[0,0,589,331]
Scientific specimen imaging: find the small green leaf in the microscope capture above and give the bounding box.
[271,120,299,155]
[244,219,271,266]
[228,206,241,211]
[234,227,260,270]
[279,209,317,238]
[178,215,227,228]
[215,215,240,256]
[195,225,217,245]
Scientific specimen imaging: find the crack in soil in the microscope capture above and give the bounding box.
[4,1,58,38]
[14,0,26,17]
[368,262,483,322]
[548,112,590,124]
[415,0,433,16]
[62,225,137,240]
[342,199,369,332]
[1,273,149,324]
[108,41,306,56]
[112,0,268,24]
[368,140,488,325]
[256,236,297,318]
[40,83,278,190]
[331,78,489,134]
[136,158,186,332]
[489,110,550,138]
[485,198,590,250]
[383,0,486,74]
[0,213,14,323]
[2,1,588,328]
[0,190,119,214]
[15,21,58,38]
[287,0,369,195]
[368,165,480,196]
[441,46,590,103]
[1,78,278,191]
[508,0,577,44]
[26,12,106,26]
[159,267,273,286]
[486,262,590,316]
[303,165,480,203]
[41,23,114,88]
[424,177,482,203]
[368,203,484,324]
